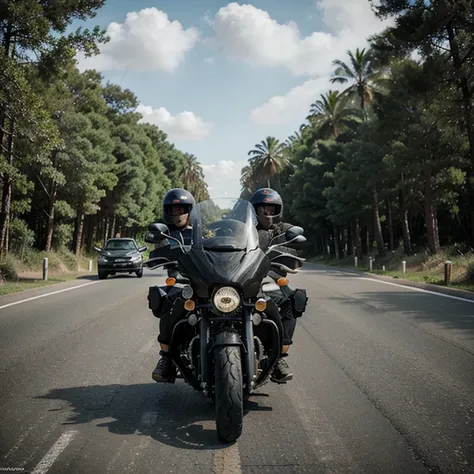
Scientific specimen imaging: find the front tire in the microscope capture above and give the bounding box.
[136,268,143,278]
[214,346,243,442]
[98,271,108,280]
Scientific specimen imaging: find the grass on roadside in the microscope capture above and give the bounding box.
[0,271,93,297]
[0,278,66,296]
[310,245,474,293]
[0,248,99,298]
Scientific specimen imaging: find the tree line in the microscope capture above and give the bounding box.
[0,0,208,258]
[241,0,474,259]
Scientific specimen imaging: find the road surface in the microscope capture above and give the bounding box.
[0,264,473,473]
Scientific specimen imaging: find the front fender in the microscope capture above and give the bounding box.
[210,330,242,349]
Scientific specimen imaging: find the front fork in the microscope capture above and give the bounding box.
[199,307,255,391]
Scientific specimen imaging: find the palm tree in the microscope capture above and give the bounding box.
[240,165,254,191]
[181,154,203,186]
[239,165,256,199]
[330,48,388,119]
[307,90,363,139]
[181,153,209,201]
[285,131,302,146]
[247,136,291,190]
[331,49,387,257]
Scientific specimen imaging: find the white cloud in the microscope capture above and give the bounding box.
[203,10,214,27]
[212,1,393,77]
[213,3,333,76]
[317,0,388,36]
[242,0,394,124]
[250,78,344,125]
[136,105,212,140]
[77,8,199,73]
[202,160,247,198]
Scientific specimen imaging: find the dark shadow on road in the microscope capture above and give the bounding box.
[324,291,474,340]
[76,269,164,282]
[77,274,157,281]
[76,275,99,281]
[36,383,272,450]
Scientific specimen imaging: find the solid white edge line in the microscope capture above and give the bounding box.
[31,430,78,474]
[0,281,100,311]
[357,277,474,304]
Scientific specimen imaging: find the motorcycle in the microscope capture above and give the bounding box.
[144,198,307,442]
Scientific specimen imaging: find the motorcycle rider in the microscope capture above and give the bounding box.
[149,188,195,383]
[249,188,300,384]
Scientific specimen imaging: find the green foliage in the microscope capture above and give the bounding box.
[0,256,19,281]
[9,218,34,255]
[242,6,474,258]
[56,248,78,271]
[0,1,209,259]
[53,224,74,249]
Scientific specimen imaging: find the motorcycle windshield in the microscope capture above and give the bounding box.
[189,198,259,252]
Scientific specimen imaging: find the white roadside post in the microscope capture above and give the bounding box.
[369,256,373,271]
[402,260,406,274]
[43,257,48,281]
[354,256,358,267]
[89,259,93,272]
[444,261,452,286]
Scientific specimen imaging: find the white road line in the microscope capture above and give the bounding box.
[357,277,474,304]
[31,430,78,474]
[0,281,100,311]
[212,443,242,474]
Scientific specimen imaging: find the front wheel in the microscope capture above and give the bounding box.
[98,271,108,280]
[214,346,243,442]
[135,268,143,278]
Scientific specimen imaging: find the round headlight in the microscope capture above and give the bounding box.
[213,287,241,314]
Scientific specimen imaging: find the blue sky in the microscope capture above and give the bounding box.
[74,1,392,198]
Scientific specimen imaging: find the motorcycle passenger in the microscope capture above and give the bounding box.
[149,188,195,383]
[249,188,301,384]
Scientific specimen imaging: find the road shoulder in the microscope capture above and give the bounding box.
[0,276,99,310]
[306,262,474,302]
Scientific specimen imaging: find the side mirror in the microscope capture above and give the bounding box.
[138,246,148,253]
[145,223,170,243]
[94,246,102,252]
[293,235,306,243]
[285,226,304,242]
[284,235,307,249]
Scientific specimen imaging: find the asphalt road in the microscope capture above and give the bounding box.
[0,264,473,473]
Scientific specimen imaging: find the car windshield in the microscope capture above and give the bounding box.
[189,198,259,251]
[105,239,136,250]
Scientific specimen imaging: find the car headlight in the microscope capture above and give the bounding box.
[98,256,108,262]
[131,255,142,262]
[213,286,241,314]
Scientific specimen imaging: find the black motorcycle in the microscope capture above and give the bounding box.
[145,198,307,442]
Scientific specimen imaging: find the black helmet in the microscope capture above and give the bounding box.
[162,188,196,228]
[249,188,283,229]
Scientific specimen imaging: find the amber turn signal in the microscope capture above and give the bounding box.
[255,298,267,312]
[166,277,176,286]
[184,299,196,311]
[277,277,289,287]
